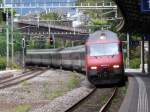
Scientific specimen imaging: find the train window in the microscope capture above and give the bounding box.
[119,43,123,52]
[35,54,41,59]
[88,43,119,56]
[45,54,49,59]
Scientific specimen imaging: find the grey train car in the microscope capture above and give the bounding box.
[25,45,86,71]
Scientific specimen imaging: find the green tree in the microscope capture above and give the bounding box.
[13,29,22,52]
[76,0,118,32]
[40,12,60,20]
[89,19,109,31]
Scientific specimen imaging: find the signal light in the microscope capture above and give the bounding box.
[90,66,97,70]
[2,12,6,21]
[49,37,53,45]
[113,65,120,68]
[2,12,11,21]
[26,41,29,47]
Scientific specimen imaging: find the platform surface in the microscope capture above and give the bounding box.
[119,69,150,112]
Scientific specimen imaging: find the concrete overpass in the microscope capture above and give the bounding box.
[16,20,87,33]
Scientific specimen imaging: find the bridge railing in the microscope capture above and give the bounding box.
[16,20,88,33]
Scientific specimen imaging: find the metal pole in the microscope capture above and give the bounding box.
[127,33,130,68]
[22,36,25,72]
[115,8,118,18]
[74,27,76,35]
[20,0,23,16]
[3,0,6,12]
[6,9,9,69]
[11,6,14,66]
[48,23,51,38]
[37,13,39,28]
[141,37,145,73]
[72,41,74,47]
[52,34,55,48]
[148,40,150,74]
[61,39,64,48]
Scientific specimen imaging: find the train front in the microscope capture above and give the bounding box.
[85,30,124,85]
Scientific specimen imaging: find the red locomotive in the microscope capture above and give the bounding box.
[85,30,125,85]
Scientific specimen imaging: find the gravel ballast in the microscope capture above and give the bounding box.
[0,69,85,112]
[30,87,93,112]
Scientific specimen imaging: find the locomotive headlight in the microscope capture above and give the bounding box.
[113,65,120,68]
[90,66,97,70]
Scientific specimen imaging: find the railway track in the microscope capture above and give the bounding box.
[0,70,46,89]
[65,87,117,112]
[0,70,33,82]
[99,88,118,112]
[0,73,14,81]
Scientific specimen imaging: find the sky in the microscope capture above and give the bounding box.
[5,0,77,15]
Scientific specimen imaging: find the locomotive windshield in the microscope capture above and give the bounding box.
[88,43,119,56]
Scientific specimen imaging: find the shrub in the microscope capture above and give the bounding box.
[129,58,140,69]
[11,63,21,69]
[67,73,80,90]
[13,104,31,112]
[0,57,6,70]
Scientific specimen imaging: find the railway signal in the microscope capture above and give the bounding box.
[2,12,11,21]
[22,38,26,49]
[50,37,54,45]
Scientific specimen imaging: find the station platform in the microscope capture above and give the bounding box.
[119,69,150,112]
[125,68,147,73]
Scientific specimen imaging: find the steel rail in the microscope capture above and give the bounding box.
[0,73,14,81]
[64,87,117,112]
[0,70,46,89]
[0,70,34,84]
[65,87,97,112]
[99,88,118,112]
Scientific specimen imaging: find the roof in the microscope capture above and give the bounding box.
[88,30,119,41]
[115,0,150,34]
[27,45,85,54]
